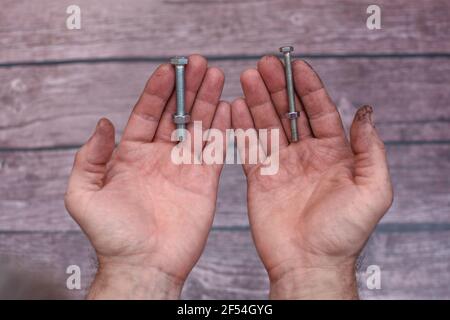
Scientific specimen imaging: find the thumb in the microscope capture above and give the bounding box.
[350,106,392,195]
[66,118,115,198]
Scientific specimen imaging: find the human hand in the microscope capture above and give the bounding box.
[231,56,393,299]
[65,55,230,299]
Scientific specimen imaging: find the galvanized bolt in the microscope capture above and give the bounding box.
[279,46,300,142]
[170,56,190,141]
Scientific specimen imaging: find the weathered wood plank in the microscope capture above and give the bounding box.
[0,144,448,231]
[0,230,449,299]
[361,230,450,299]
[0,232,94,299]
[1,58,449,148]
[1,0,450,63]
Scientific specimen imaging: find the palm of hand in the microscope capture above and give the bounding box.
[77,141,218,278]
[66,57,229,284]
[247,137,380,273]
[231,58,392,285]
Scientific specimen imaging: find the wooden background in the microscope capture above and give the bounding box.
[0,0,449,299]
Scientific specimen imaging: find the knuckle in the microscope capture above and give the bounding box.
[376,138,387,152]
[378,179,394,211]
[386,183,394,207]
[74,149,83,163]
[63,190,74,212]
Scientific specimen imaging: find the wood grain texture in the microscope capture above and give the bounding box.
[0,232,94,299]
[1,0,450,63]
[1,0,449,301]
[361,230,450,299]
[1,58,450,148]
[0,144,449,231]
[0,230,449,299]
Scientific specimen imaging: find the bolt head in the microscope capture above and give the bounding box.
[170,56,188,65]
[279,46,294,53]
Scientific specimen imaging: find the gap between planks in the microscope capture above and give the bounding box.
[1,52,450,68]
[1,223,450,235]
[1,140,450,153]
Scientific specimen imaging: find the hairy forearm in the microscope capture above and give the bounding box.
[269,264,358,300]
[87,263,183,300]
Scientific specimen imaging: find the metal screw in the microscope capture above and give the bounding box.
[170,56,190,141]
[279,46,300,142]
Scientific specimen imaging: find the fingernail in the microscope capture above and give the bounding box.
[96,118,111,133]
[356,105,374,126]
[96,118,104,130]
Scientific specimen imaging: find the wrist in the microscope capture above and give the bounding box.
[87,260,184,300]
[269,260,358,300]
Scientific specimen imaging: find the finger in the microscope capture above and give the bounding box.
[350,106,393,224]
[154,54,208,143]
[121,64,174,143]
[350,106,392,188]
[188,67,225,148]
[67,118,115,194]
[257,55,312,140]
[240,68,289,154]
[203,101,231,172]
[231,98,266,176]
[292,60,346,140]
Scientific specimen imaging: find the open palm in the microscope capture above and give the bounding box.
[231,56,393,298]
[65,55,230,290]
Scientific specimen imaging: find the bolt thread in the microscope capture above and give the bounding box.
[283,52,299,142]
[175,65,186,141]
[175,65,185,116]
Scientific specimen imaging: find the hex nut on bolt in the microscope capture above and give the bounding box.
[286,111,300,120]
[173,114,191,124]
